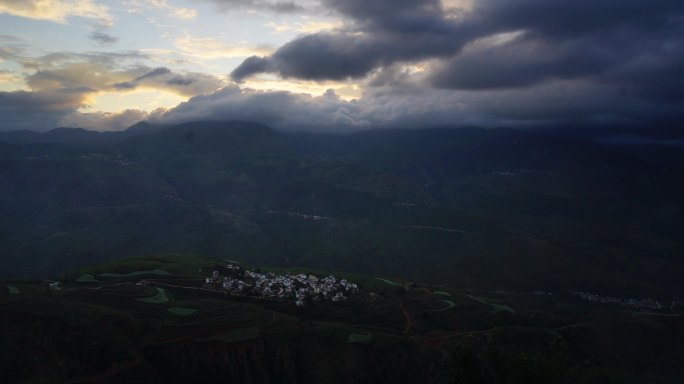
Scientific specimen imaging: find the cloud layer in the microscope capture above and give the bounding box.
[0,0,683,132]
[222,0,684,130]
[0,48,225,131]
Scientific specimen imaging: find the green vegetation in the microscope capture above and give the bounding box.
[69,254,221,282]
[434,300,456,312]
[1,256,683,383]
[99,268,170,278]
[3,123,683,302]
[464,294,489,305]
[167,307,198,316]
[136,287,169,304]
[465,294,516,314]
[491,304,516,314]
[2,122,684,381]
[195,327,260,343]
[374,278,403,287]
[75,274,102,283]
[347,333,372,344]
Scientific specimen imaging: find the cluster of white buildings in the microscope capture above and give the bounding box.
[571,291,664,310]
[205,264,359,306]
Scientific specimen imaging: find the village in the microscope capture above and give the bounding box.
[571,290,665,310]
[204,262,359,306]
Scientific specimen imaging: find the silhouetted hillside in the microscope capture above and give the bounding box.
[1,121,683,300]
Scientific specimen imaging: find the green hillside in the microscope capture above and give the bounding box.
[0,122,683,300]
[1,254,682,383]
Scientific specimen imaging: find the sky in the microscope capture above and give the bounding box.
[0,0,682,132]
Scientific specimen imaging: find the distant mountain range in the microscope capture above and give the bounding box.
[1,121,683,299]
[0,122,166,144]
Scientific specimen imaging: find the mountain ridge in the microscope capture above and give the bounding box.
[0,120,682,300]
[0,121,166,144]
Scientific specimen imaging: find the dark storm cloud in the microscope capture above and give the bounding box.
[429,0,684,100]
[233,33,391,81]
[0,88,90,113]
[230,0,483,81]
[230,56,271,81]
[320,0,436,28]
[232,0,684,91]
[429,32,620,90]
[156,76,684,133]
[89,31,119,46]
[231,22,475,81]
[0,88,92,131]
[230,0,479,81]
[5,1,683,132]
[471,0,684,36]
[226,0,684,127]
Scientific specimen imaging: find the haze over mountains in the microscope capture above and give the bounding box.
[1,121,682,300]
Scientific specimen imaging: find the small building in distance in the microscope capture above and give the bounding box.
[205,266,360,306]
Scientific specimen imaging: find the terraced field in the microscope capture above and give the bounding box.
[136,287,170,304]
[2,254,683,383]
[167,307,198,316]
[100,269,171,278]
[76,274,102,283]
